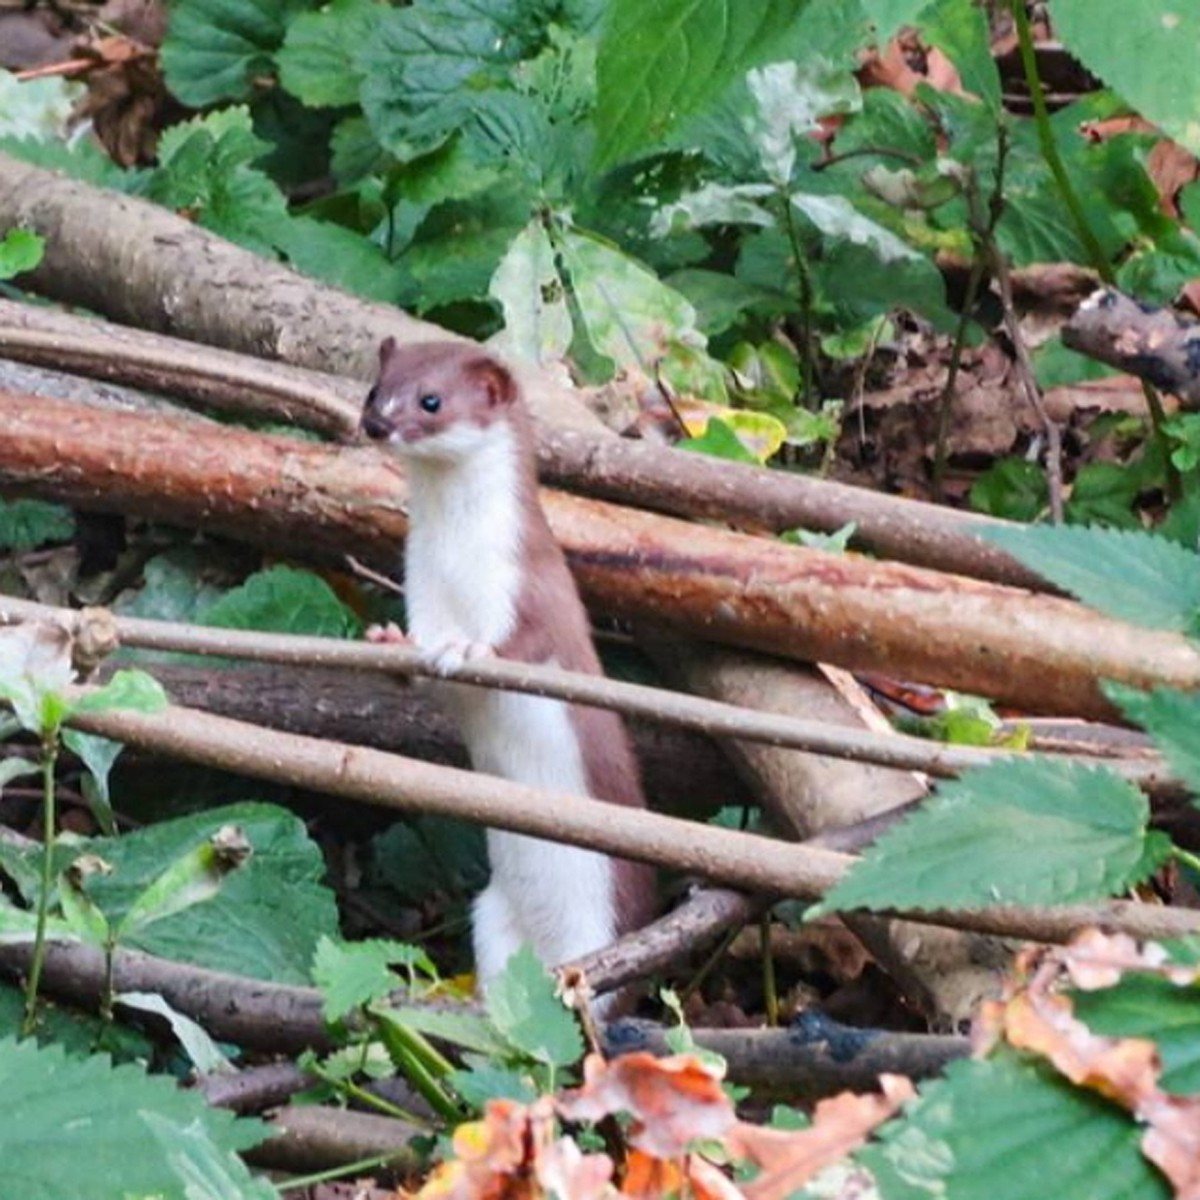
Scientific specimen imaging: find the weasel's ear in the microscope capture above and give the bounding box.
[378,336,398,369]
[471,358,517,408]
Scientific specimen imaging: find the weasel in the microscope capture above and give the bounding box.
[360,339,656,992]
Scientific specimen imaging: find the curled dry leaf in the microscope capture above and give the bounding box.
[725,1075,914,1200]
[1059,929,1199,991]
[557,1053,735,1160]
[413,1096,614,1200]
[1139,1092,1200,1200]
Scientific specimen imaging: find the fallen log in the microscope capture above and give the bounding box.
[0,387,1195,719]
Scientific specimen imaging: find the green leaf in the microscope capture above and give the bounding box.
[968,458,1048,522]
[594,0,809,169]
[115,992,234,1076]
[0,72,82,141]
[813,758,1167,915]
[1054,0,1200,156]
[117,827,252,938]
[276,0,378,107]
[978,524,1200,634]
[791,192,921,263]
[273,215,406,303]
[679,417,763,464]
[1072,971,1200,1095]
[83,804,339,984]
[161,0,305,107]
[386,1007,511,1059]
[0,624,75,736]
[0,500,74,553]
[0,1037,267,1200]
[73,670,168,716]
[918,0,1001,114]
[448,1059,540,1106]
[861,1049,1168,1200]
[58,861,112,947]
[485,945,584,1069]
[200,564,362,638]
[357,0,547,160]
[557,226,706,372]
[0,229,44,281]
[147,107,292,259]
[489,220,573,366]
[862,0,933,44]
[1106,684,1200,803]
[1063,463,1141,529]
[311,936,437,1022]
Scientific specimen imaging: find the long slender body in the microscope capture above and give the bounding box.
[361,340,655,985]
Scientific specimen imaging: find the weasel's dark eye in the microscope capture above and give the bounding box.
[418,394,442,414]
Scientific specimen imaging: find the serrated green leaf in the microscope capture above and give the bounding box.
[357,0,546,160]
[918,0,1001,114]
[311,936,437,1021]
[1072,973,1200,1096]
[386,1007,511,1059]
[448,1058,540,1107]
[276,0,378,107]
[489,220,573,366]
[594,0,809,169]
[814,758,1165,915]
[200,564,362,638]
[485,945,583,1069]
[979,524,1200,634]
[860,1049,1168,1200]
[1106,684,1200,802]
[1054,0,1200,157]
[0,1037,266,1199]
[161,0,305,107]
[274,215,405,302]
[969,458,1048,522]
[83,804,339,984]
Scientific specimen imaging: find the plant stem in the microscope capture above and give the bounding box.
[759,912,779,1028]
[1010,0,1112,283]
[278,1154,401,1194]
[1172,846,1200,877]
[781,194,817,406]
[22,735,58,1036]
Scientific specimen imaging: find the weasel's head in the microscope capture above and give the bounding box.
[361,339,518,464]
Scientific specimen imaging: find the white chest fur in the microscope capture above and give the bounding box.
[404,424,522,651]
[402,422,617,982]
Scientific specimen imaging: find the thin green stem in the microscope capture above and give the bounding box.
[1011,0,1112,283]
[278,1153,401,1193]
[759,913,779,1028]
[781,194,817,406]
[22,736,58,1036]
[305,1061,432,1128]
[1172,846,1200,877]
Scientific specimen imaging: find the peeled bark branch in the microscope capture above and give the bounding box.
[1063,287,1200,406]
[0,389,1196,719]
[0,296,1042,588]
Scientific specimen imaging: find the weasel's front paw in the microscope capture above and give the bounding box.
[421,638,494,676]
[365,621,412,645]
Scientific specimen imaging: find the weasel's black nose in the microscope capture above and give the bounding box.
[360,408,392,440]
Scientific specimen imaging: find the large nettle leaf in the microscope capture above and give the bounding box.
[813,757,1169,916]
[1106,684,1200,802]
[594,0,811,169]
[200,563,363,638]
[275,0,379,108]
[1054,0,1200,158]
[161,0,307,108]
[0,1037,270,1200]
[860,1049,1168,1200]
[980,524,1200,635]
[82,803,339,984]
[356,0,557,160]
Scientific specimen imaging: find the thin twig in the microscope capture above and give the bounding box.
[0,595,1172,795]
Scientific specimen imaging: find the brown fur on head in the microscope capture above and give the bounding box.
[360,340,519,461]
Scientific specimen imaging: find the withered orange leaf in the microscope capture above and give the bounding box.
[558,1053,736,1160]
[725,1075,913,1200]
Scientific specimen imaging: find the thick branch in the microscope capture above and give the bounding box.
[0,297,1045,588]
[0,393,1196,719]
[61,698,1200,945]
[1064,287,1200,406]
